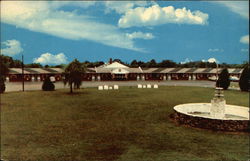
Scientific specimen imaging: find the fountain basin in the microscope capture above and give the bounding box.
[172,103,249,132]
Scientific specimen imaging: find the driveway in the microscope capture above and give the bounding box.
[5,80,217,92]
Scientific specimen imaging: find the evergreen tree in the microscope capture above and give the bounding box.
[216,68,230,90]
[239,66,249,92]
[0,76,6,93]
[42,76,55,91]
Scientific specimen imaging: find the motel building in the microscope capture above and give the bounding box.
[6,61,243,82]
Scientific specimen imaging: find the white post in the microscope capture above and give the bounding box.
[167,74,171,80]
[92,75,95,81]
[163,75,166,81]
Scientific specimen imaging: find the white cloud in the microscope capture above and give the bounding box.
[1,39,23,56]
[1,1,145,52]
[208,48,224,52]
[240,35,249,44]
[118,4,209,28]
[126,32,154,40]
[180,58,193,64]
[104,1,151,14]
[33,52,68,65]
[207,58,217,63]
[215,1,249,19]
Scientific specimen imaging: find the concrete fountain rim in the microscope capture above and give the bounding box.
[173,103,249,121]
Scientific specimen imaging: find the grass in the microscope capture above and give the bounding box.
[1,86,249,161]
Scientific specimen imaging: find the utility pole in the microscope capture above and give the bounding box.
[22,54,24,91]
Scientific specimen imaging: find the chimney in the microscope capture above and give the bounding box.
[109,58,112,64]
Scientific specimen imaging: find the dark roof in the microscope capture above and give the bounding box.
[152,68,165,73]
[9,69,19,74]
[202,68,213,73]
[186,68,197,73]
[42,68,58,73]
[24,68,39,74]
[169,68,182,73]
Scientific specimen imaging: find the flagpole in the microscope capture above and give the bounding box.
[22,54,24,91]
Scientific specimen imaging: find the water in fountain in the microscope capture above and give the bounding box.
[210,87,225,119]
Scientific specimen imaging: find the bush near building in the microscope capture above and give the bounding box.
[42,77,55,91]
[0,76,6,93]
[239,66,249,92]
[216,68,230,90]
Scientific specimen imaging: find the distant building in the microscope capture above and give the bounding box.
[6,61,243,82]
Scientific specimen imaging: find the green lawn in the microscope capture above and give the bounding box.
[1,86,249,161]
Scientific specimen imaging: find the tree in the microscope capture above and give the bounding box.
[158,60,176,67]
[216,68,230,90]
[63,59,85,93]
[0,55,9,93]
[239,66,249,92]
[148,59,157,67]
[42,76,55,91]
[25,63,43,68]
[130,60,138,67]
[0,76,6,93]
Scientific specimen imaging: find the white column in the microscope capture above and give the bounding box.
[163,75,166,81]
[192,74,196,80]
[97,75,101,81]
[137,75,140,81]
[32,76,35,82]
[141,75,145,81]
[167,74,171,80]
[92,75,95,81]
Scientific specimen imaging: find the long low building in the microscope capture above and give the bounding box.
[6,61,243,82]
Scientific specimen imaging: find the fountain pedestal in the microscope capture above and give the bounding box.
[210,87,225,119]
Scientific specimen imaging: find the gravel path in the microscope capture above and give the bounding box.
[5,80,217,92]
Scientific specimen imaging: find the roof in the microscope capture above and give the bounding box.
[8,68,63,74]
[8,67,243,74]
[98,61,129,69]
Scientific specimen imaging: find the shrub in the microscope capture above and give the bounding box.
[239,66,249,92]
[216,68,230,90]
[0,76,5,93]
[42,76,55,91]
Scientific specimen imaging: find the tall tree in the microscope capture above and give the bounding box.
[216,68,230,90]
[63,59,85,93]
[148,59,157,67]
[239,66,249,92]
[130,60,138,67]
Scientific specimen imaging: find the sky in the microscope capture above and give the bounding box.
[0,1,249,65]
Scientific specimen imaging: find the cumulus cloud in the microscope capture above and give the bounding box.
[240,35,249,44]
[33,53,68,65]
[118,4,209,28]
[208,48,224,52]
[207,58,217,63]
[1,1,145,52]
[1,39,23,56]
[126,32,154,40]
[215,1,249,19]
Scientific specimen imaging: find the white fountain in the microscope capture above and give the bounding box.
[172,87,249,132]
[210,87,225,119]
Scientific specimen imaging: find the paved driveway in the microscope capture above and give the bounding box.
[5,81,216,92]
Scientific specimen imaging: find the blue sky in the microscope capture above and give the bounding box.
[0,1,249,65]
